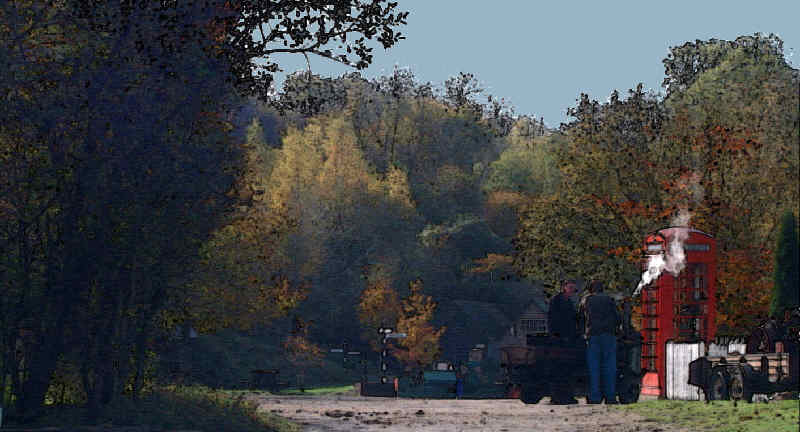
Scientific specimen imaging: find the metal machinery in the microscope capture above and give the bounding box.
[640,227,717,397]
[688,309,800,401]
[499,299,643,404]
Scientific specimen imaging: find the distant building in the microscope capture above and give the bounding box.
[512,299,548,339]
[434,286,552,364]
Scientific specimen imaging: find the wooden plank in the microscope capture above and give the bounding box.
[728,343,746,354]
[666,342,673,400]
[686,343,702,400]
[707,343,728,357]
[666,342,703,400]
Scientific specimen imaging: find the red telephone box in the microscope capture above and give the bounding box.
[639,227,717,397]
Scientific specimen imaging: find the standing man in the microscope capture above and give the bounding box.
[548,279,579,404]
[580,281,621,404]
[548,280,579,340]
[455,362,466,399]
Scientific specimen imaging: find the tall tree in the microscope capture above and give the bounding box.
[662,33,786,97]
[0,0,409,419]
[358,264,402,349]
[657,35,798,333]
[267,113,423,342]
[393,280,445,371]
[657,37,798,245]
[226,0,408,100]
[771,211,800,317]
[184,115,304,335]
[716,247,773,335]
[1,0,244,416]
[483,128,562,196]
[515,86,667,292]
[443,72,484,116]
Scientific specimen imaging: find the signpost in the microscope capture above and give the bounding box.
[377,326,406,386]
[385,332,407,339]
[378,326,391,384]
[360,325,407,397]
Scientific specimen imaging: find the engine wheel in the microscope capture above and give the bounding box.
[707,369,729,401]
[729,369,753,403]
[617,375,641,404]
[520,385,543,404]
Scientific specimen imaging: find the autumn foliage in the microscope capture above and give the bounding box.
[283,316,325,389]
[484,190,527,239]
[357,275,444,370]
[357,265,402,350]
[283,335,325,369]
[470,253,514,282]
[715,248,773,336]
[393,280,446,370]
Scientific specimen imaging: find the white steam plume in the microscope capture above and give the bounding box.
[633,209,692,297]
[635,253,665,296]
[664,210,691,275]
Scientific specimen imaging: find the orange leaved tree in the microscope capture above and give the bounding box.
[284,316,324,391]
[393,280,445,372]
[470,253,514,283]
[357,264,402,351]
[715,247,773,336]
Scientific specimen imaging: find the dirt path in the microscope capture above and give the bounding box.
[249,393,686,432]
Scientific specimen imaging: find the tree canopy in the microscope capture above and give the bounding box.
[0,0,409,419]
[2,9,797,421]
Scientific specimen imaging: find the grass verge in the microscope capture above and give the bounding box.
[277,384,356,396]
[13,385,300,432]
[616,398,800,432]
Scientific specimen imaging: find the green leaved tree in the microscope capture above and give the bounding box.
[770,211,800,317]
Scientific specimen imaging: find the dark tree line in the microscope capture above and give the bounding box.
[0,0,407,420]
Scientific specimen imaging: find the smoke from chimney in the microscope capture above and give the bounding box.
[633,209,692,296]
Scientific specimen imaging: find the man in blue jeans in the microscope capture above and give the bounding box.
[580,281,620,404]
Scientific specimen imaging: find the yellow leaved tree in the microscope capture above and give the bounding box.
[357,264,402,350]
[393,280,445,372]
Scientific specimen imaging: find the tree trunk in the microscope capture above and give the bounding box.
[84,370,104,422]
[17,341,60,422]
[100,363,116,406]
[131,320,154,401]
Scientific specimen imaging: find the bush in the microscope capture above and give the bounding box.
[14,385,298,432]
[156,329,363,390]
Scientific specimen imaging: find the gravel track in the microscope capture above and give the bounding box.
[249,393,686,432]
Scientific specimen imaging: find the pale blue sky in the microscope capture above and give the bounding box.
[267,1,799,127]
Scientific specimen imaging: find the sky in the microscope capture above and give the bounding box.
[267,1,799,128]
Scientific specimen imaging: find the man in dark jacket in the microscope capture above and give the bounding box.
[548,280,578,340]
[547,280,579,404]
[580,281,620,404]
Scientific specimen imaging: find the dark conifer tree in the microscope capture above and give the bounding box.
[771,211,800,317]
